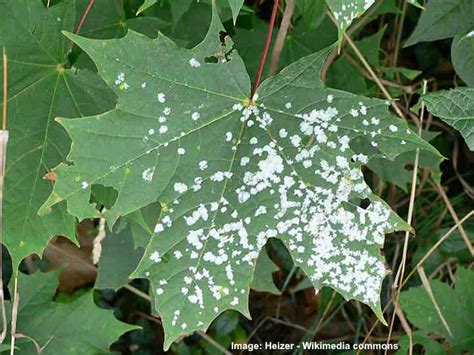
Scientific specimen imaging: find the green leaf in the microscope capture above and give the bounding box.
[296,0,326,32]
[400,267,474,353]
[364,127,442,191]
[137,0,157,15]
[4,271,136,354]
[228,0,244,25]
[0,0,115,269]
[251,249,280,295]
[77,0,164,40]
[452,31,474,87]
[42,6,437,349]
[423,87,474,150]
[95,224,145,290]
[405,0,474,47]
[326,0,376,41]
[407,0,424,10]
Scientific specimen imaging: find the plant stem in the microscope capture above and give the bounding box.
[250,0,279,99]
[75,0,96,35]
[269,0,295,76]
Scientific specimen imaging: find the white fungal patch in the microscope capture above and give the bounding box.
[285,102,292,109]
[191,112,200,121]
[389,125,398,132]
[81,181,89,189]
[154,223,164,233]
[198,160,208,170]
[159,125,168,134]
[141,82,147,88]
[149,251,161,263]
[174,182,188,193]
[114,72,129,90]
[327,94,334,103]
[148,129,155,135]
[157,93,166,103]
[225,132,233,142]
[189,58,201,68]
[142,167,155,182]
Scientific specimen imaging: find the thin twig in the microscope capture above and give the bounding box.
[327,11,406,120]
[384,81,427,354]
[431,180,474,256]
[394,304,412,355]
[250,0,279,98]
[75,0,96,35]
[404,210,474,283]
[269,0,295,76]
[392,0,408,67]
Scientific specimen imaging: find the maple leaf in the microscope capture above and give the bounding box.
[40,6,438,349]
[0,0,115,268]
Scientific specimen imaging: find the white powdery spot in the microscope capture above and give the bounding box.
[81,181,89,189]
[191,112,200,121]
[285,102,292,109]
[389,124,398,132]
[149,251,161,263]
[141,82,147,88]
[233,103,243,111]
[467,30,474,38]
[157,93,166,103]
[240,156,250,166]
[189,58,201,68]
[142,167,155,182]
[156,288,164,295]
[174,182,188,193]
[225,132,233,142]
[198,160,208,170]
[148,128,155,135]
[327,94,334,103]
[154,223,164,233]
[177,148,186,155]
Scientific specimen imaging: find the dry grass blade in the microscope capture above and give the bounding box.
[417,267,453,337]
[0,47,8,345]
[384,81,427,354]
[394,304,412,355]
[431,180,474,256]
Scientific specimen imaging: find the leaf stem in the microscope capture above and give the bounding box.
[74,0,96,35]
[250,0,279,99]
